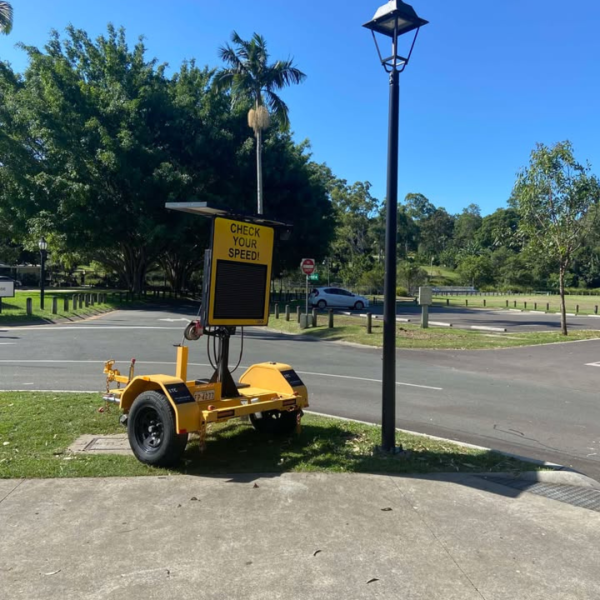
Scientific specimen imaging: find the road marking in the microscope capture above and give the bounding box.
[0,360,213,366]
[0,360,441,391]
[295,370,442,391]
[159,318,191,322]
[0,343,15,345]
[586,362,600,368]
[6,326,186,331]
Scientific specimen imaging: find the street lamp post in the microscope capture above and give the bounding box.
[38,237,48,310]
[364,1,428,452]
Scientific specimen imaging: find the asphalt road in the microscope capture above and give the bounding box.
[359,303,600,332]
[2,306,600,480]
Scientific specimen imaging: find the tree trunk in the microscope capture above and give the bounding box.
[256,128,263,215]
[559,265,568,336]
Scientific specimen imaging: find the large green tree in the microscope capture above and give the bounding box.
[216,32,306,215]
[329,180,379,286]
[10,25,185,292]
[511,141,600,334]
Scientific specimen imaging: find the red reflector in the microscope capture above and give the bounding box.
[218,410,235,419]
[179,429,187,434]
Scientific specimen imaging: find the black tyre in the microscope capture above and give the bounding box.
[317,299,327,309]
[128,390,189,467]
[250,410,301,436]
[353,301,364,310]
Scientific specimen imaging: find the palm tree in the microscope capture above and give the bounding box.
[0,1,12,35]
[216,32,306,215]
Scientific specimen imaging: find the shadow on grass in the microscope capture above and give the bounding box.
[169,420,535,499]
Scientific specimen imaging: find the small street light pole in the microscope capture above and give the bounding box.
[363,1,428,452]
[38,237,48,310]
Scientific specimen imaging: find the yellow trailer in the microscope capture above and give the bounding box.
[103,345,308,467]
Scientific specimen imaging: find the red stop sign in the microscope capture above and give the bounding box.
[300,258,316,275]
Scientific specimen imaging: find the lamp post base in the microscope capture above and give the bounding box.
[375,445,408,456]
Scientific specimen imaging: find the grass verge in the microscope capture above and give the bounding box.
[0,392,535,478]
[0,290,117,324]
[434,293,600,315]
[266,312,600,349]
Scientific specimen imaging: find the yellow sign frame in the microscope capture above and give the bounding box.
[207,217,274,326]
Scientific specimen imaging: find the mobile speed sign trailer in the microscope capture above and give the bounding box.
[103,202,308,467]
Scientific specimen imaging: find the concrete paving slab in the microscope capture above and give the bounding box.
[0,473,485,600]
[1,473,600,599]
[397,473,600,599]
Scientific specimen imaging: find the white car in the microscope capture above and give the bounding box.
[309,287,370,310]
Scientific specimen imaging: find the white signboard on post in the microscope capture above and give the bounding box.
[0,279,15,298]
[418,286,432,306]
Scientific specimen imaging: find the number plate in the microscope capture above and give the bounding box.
[194,389,215,402]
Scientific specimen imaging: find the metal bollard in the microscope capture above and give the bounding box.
[367,312,372,334]
[52,297,58,315]
[296,306,301,323]
[26,298,32,315]
[285,304,290,321]
[312,308,317,328]
[64,297,69,312]
[329,309,334,328]
[275,304,279,319]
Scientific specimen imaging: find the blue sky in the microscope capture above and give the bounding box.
[2,0,599,216]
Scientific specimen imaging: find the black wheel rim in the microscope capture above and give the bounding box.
[134,407,164,453]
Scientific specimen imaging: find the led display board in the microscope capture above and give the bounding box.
[206,217,274,326]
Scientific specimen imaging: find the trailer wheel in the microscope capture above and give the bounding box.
[249,409,301,436]
[128,391,188,467]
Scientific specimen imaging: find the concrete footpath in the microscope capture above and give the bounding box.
[1,472,599,599]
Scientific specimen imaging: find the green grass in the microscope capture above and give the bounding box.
[0,392,536,479]
[435,293,600,315]
[0,289,187,324]
[423,265,462,286]
[0,289,118,324]
[267,311,600,349]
